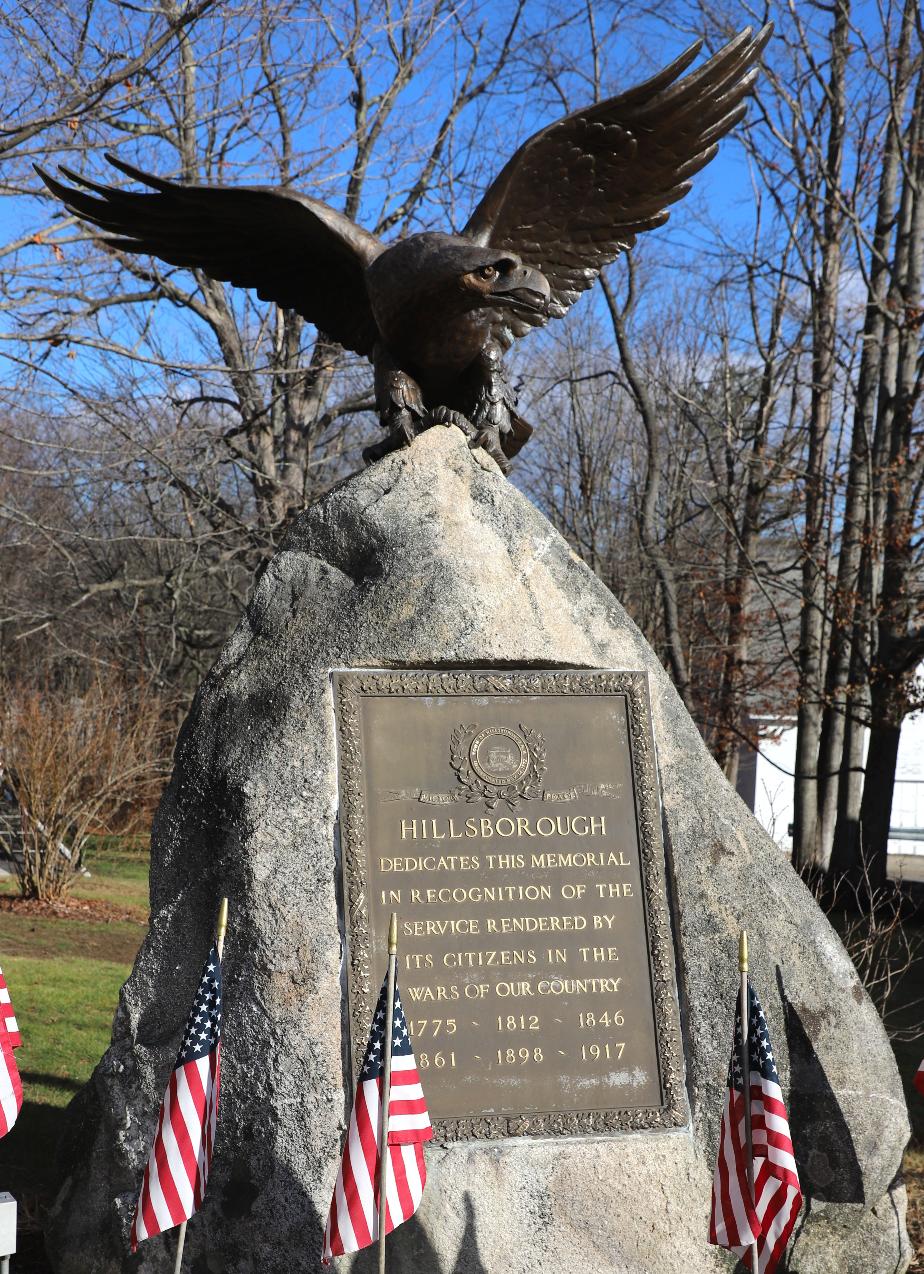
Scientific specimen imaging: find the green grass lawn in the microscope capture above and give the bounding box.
[0,842,149,1269]
[65,838,150,908]
[0,836,149,916]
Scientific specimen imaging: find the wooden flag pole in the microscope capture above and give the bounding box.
[377,912,399,1274]
[739,930,760,1274]
[173,897,229,1274]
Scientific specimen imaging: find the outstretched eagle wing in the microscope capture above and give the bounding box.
[464,26,771,331]
[36,156,384,357]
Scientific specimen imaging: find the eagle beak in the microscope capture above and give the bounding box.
[493,265,551,314]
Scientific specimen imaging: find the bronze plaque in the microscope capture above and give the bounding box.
[333,669,685,1140]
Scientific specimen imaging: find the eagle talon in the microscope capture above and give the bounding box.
[429,406,476,436]
[362,412,422,465]
[469,428,512,474]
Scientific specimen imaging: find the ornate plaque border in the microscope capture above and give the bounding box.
[333,668,687,1141]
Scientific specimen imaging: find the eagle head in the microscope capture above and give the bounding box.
[366,232,550,346]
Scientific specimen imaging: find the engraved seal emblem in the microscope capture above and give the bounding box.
[450,722,546,807]
[469,726,530,785]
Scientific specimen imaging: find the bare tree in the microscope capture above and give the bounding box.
[856,51,924,885]
[1,0,545,689]
[787,0,851,867]
[691,0,924,879]
[0,672,169,900]
[600,262,694,713]
[0,1,215,165]
[822,0,920,876]
[521,238,807,774]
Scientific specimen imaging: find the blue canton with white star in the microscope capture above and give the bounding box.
[728,979,779,1091]
[175,943,222,1067]
[360,977,413,1080]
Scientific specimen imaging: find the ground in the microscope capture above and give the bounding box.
[0,848,921,1272]
[890,923,924,1274]
[910,1144,924,1274]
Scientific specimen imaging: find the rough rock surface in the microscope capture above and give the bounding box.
[45,427,910,1273]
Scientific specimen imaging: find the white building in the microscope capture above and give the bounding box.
[740,711,924,882]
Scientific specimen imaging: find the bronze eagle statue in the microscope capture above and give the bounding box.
[38,26,770,473]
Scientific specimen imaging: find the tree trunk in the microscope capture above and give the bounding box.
[713,268,789,781]
[792,0,850,871]
[859,687,903,889]
[829,650,869,877]
[858,59,924,887]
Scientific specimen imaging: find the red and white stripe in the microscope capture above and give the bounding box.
[915,1057,924,1098]
[0,1023,21,1138]
[322,1053,431,1262]
[129,1046,220,1250]
[710,1071,802,1273]
[0,966,20,1048]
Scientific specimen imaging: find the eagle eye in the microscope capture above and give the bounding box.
[478,264,498,281]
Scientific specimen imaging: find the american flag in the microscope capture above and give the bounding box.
[130,943,222,1250]
[0,965,21,1047]
[322,975,432,1263]
[915,1057,924,1097]
[709,979,802,1274]
[0,964,21,1138]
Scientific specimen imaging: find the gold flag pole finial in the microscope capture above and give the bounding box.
[739,929,748,973]
[216,897,229,951]
[388,911,398,955]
